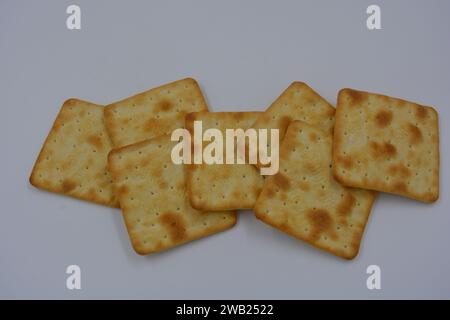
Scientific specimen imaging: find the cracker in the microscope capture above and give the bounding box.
[30,99,118,207]
[185,112,265,210]
[108,134,237,255]
[332,89,439,203]
[104,78,209,148]
[254,121,376,259]
[250,82,335,166]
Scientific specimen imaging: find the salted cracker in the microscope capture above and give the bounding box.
[250,82,335,166]
[332,89,439,203]
[104,78,209,148]
[254,121,376,259]
[30,99,118,207]
[185,112,265,210]
[108,134,237,255]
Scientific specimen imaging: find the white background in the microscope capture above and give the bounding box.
[1,0,449,298]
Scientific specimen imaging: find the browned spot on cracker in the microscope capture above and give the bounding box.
[185,113,196,130]
[273,173,290,190]
[327,107,336,116]
[265,187,276,198]
[61,160,72,171]
[53,120,64,132]
[118,185,129,195]
[160,212,186,242]
[337,155,353,169]
[62,179,77,193]
[388,163,411,178]
[307,209,336,242]
[392,181,408,193]
[415,105,428,120]
[369,141,397,159]
[347,90,366,105]
[375,110,393,127]
[87,135,103,150]
[407,123,422,144]
[156,100,172,112]
[158,180,168,189]
[309,132,317,141]
[337,193,356,216]
[302,163,315,174]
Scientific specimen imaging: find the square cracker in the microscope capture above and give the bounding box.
[30,99,119,207]
[332,89,439,203]
[254,121,376,259]
[250,82,335,166]
[108,134,237,255]
[104,78,209,148]
[185,112,265,210]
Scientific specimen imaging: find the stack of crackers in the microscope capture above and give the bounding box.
[30,78,439,259]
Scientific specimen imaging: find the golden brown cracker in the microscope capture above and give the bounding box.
[104,78,209,148]
[333,88,439,203]
[250,82,335,166]
[108,134,237,255]
[30,99,118,207]
[185,112,265,210]
[254,121,376,259]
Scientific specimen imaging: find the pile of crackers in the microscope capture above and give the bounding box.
[30,78,439,259]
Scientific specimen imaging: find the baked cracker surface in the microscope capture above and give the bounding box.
[108,134,237,255]
[333,88,439,203]
[250,82,335,167]
[186,112,265,210]
[104,78,209,148]
[30,99,118,207]
[254,121,376,259]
